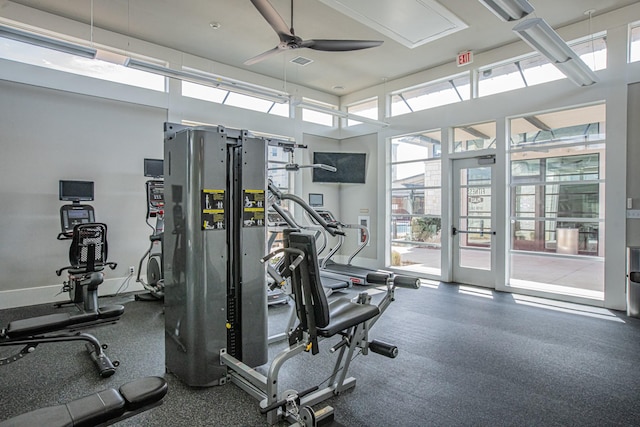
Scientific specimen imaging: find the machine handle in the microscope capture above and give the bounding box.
[369,340,398,358]
[56,266,70,276]
[393,275,421,289]
[289,254,305,271]
[366,272,390,285]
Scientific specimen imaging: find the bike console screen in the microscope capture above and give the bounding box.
[60,204,95,236]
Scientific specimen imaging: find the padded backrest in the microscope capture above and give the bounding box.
[69,223,108,271]
[286,230,330,329]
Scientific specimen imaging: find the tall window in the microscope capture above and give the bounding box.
[301,98,337,127]
[479,33,607,97]
[390,73,470,117]
[0,36,165,91]
[267,144,291,191]
[631,21,640,63]
[346,97,378,126]
[453,122,496,153]
[509,104,605,298]
[182,80,289,117]
[390,130,442,275]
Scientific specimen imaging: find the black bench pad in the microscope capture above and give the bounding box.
[119,376,168,411]
[98,305,125,319]
[0,377,167,427]
[317,298,380,337]
[6,312,90,338]
[6,305,124,338]
[0,388,125,427]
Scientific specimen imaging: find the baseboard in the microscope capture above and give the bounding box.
[0,276,146,310]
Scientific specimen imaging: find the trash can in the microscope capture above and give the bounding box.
[627,247,640,318]
[557,228,579,254]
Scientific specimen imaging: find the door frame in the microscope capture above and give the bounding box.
[450,156,497,288]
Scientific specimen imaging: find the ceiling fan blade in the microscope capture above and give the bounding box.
[250,0,294,40]
[244,46,284,66]
[301,39,384,51]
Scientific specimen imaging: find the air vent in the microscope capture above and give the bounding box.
[290,56,313,66]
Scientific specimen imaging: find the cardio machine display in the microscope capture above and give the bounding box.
[58,180,96,238]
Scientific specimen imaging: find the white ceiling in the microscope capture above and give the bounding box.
[5,0,639,95]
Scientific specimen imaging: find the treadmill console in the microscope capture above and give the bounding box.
[309,209,336,226]
[146,180,165,217]
[60,204,95,236]
[267,209,288,227]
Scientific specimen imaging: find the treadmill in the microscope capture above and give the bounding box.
[268,205,350,293]
[309,209,393,286]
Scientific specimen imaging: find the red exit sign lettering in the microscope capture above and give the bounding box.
[457,51,473,67]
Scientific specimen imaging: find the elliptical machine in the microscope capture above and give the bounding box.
[135,159,164,300]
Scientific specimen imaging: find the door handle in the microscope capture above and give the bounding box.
[452,227,496,236]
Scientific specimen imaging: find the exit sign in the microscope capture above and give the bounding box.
[457,51,473,67]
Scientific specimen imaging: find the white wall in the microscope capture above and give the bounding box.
[336,134,379,266]
[299,133,379,266]
[0,80,167,308]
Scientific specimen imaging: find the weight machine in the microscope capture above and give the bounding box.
[163,123,419,425]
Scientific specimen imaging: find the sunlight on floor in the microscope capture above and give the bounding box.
[512,294,624,323]
[458,285,494,299]
[510,279,604,301]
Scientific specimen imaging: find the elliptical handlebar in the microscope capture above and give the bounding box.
[268,180,344,237]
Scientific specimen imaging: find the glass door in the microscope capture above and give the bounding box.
[452,157,496,287]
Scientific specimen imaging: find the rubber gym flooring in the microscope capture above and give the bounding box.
[1,282,640,426]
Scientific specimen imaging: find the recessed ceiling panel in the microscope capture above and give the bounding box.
[318,0,468,49]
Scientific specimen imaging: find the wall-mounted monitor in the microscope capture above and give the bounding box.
[312,152,366,184]
[144,158,164,178]
[309,193,324,207]
[59,180,94,202]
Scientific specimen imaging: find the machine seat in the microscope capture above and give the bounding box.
[317,298,380,337]
[0,376,168,427]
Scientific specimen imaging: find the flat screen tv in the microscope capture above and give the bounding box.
[312,152,366,184]
[144,158,164,178]
[59,180,94,202]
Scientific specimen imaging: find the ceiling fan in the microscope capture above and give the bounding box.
[245,0,384,65]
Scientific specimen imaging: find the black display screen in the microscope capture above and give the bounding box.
[59,180,94,202]
[144,158,164,178]
[312,152,366,184]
